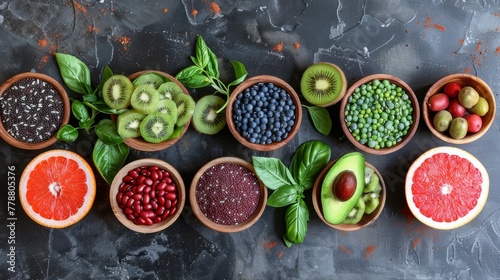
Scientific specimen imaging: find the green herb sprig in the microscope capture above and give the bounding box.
[175,35,247,113]
[304,105,332,136]
[253,140,331,246]
[54,53,128,185]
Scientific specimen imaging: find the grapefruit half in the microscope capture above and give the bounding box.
[405,146,489,230]
[19,149,96,228]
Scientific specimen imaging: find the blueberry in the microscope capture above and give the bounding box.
[285,110,294,118]
[261,118,268,125]
[257,111,265,118]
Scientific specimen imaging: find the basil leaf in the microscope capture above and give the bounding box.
[267,184,298,207]
[195,35,210,68]
[176,65,203,82]
[180,74,211,89]
[55,53,91,95]
[283,234,293,247]
[228,60,248,87]
[82,93,98,103]
[83,101,127,115]
[79,119,95,129]
[71,100,90,121]
[307,106,332,135]
[56,124,78,143]
[284,199,309,245]
[95,119,123,145]
[289,140,331,191]
[207,47,220,78]
[93,139,129,185]
[252,156,296,190]
[98,66,114,96]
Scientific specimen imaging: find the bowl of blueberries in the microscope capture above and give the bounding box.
[226,75,302,151]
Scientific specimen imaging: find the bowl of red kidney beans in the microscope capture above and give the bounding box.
[189,156,267,233]
[109,158,185,233]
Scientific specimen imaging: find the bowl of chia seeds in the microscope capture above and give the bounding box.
[226,75,302,152]
[190,157,267,233]
[0,72,70,150]
[340,74,420,155]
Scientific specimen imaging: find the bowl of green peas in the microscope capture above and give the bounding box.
[340,74,420,155]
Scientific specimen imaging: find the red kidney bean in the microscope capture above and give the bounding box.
[128,170,139,178]
[165,185,176,192]
[161,209,170,219]
[155,206,165,215]
[165,192,176,201]
[144,178,153,186]
[156,181,166,191]
[164,199,172,209]
[117,165,179,225]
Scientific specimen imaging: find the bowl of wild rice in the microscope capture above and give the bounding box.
[0,72,70,150]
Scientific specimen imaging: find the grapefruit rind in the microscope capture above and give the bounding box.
[405,146,489,230]
[19,149,96,228]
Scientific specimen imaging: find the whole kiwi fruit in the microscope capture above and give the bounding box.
[300,62,346,107]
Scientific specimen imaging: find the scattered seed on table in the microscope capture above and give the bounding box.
[0,78,64,143]
[195,163,261,225]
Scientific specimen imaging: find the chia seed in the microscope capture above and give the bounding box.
[0,78,64,143]
[195,163,261,225]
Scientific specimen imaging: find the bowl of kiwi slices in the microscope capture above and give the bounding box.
[340,74,419,155]
[106,70,194,152]
[312,157,386,231]
[226,75,302,152]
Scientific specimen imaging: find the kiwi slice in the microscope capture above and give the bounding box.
[117,109,146,138]
[342,197,366,224]
[102,74,134,109]
[362,192,380,215]
[192,95,226,135]
[158,82,183,100]
[139,112,175,143]
[300,62,345,107]
[363,167,382,193]
[157,99,178,124]
[130,85,160,114]
[174,93,195,126]
[132,72,166,89]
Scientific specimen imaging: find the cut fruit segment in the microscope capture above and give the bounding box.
[405,146,489,230]
[300,62,346,107]
[192,95,226,135]
[19,150,96,228]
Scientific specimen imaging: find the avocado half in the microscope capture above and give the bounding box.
[321,152,365,224]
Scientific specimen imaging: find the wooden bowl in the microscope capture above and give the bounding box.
[190,157,267,233]
[109,158,185,233]
[340,74,420,155]
[121,70,190,152]
[0,72,70,150]
[312,161,386,231]
[423,73,496,144]
[226,75,302,151]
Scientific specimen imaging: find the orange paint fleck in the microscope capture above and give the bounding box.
[412,238,421,249]
[163,8,168,13]
[278,251,284,258]
[495,47,500,55]
[210,2,221,14]
[424,16,446,32]
[364,245,377,260]
[494,12,499,17]
[459,39,465,45]
[475,41,482,53]
[74,1,87,13]
[464,67,471,73]
[273,42,284,52]
[293,42,300,49]
[38,39,48,48]
[263,241,278,249]
[338,245,351,254]
[191,9,198,16]
[117,36,131,52]
[86,26,99,33]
